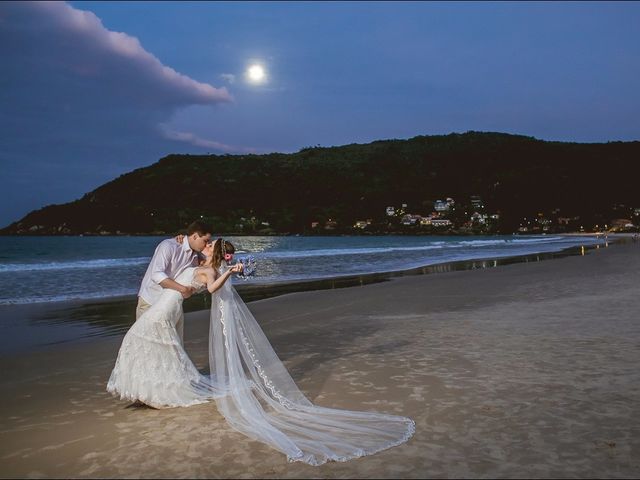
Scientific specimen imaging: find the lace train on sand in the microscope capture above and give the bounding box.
[209,274,415,466]
[107,266,415,465]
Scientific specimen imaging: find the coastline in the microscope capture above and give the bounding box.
[0,234,622,355]
[0,234,638,477]
[1,229,635,237]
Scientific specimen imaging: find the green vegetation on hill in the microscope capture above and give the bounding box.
[3,131,639,235]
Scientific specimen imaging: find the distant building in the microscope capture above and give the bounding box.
[324,220,338,230]
[611,218,633,229]
[470,212,488,224]
[401,214,421,226]
[354,220,371,229]
[434,199,452,212]
[311,221,320,229]
[431,219,452,227]
[386,206,395,216]
[470,195,484,210]
[420,216,433,226]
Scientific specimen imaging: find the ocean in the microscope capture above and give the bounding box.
[0,234,605,305]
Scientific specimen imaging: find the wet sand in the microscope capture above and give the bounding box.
[1,240,639,478]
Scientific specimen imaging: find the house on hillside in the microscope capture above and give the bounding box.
[611,218,634,231]
[434,198,455,212]
[470,212,488,224]
[324,219,338,230]
[470,195,484,210]
[354,220,372,229]
[401,214,422,226]
[431,219,452,227]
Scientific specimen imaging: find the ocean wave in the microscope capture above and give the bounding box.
[0,257,150,273]
[458,239,507,247]
[458,236,568,247]
[232,244,576,284]
[511,236,563,243]
[0,237,597,272]
[257,244,451,259]
[252,237,576,259]
[0,288,139,305]
[0,235,604,304]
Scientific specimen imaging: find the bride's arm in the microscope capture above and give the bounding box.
[204,265,243,294]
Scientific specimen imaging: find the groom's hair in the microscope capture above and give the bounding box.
[187,221,213,237]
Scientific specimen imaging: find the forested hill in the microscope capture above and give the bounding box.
[3,131,639,235]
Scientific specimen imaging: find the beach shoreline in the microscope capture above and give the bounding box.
[0,236,639,477]
[0,233,626,356]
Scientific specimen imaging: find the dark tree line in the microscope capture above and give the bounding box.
[3,131,639,235]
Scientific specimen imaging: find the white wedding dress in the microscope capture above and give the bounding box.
[107,266,415,465]
[107,267,225,408]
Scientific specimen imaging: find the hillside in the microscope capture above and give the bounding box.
[3,131,639,235]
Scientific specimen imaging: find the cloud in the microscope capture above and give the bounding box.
[1,1,232,108]
[0,1,239,225]
[220,73,236,84]
[160,126,257,154]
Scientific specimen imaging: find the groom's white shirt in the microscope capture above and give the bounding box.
[138,238,199,305]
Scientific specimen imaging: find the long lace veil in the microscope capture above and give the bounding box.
[209,272,415,466]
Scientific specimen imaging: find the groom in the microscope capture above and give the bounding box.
[137,220,213,340]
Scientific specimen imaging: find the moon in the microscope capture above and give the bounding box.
[246,64,266,84]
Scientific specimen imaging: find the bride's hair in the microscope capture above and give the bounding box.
[211,238,235,269]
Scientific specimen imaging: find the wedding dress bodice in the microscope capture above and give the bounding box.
[175,266,206,293]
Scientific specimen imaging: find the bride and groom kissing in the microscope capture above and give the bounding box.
[107,221,415,466]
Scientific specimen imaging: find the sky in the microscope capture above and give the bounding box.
[1,1,639,227]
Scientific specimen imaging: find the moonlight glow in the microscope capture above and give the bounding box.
[247,64,266,84]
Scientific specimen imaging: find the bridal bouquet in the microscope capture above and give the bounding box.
[232,255,257,280]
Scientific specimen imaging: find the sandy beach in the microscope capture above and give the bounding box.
[1,240,639,478]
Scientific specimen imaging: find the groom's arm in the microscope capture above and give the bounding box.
[150,242,195,299]
[160,278,195,299]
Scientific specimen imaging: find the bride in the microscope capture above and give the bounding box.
[107,238,415,466]
[107,239,241,408]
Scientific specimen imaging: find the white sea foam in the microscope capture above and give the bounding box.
[257,244,449,259]
[252,236,578,259]
[0,256,150,273]
[511,236,563,243]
